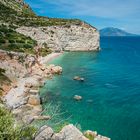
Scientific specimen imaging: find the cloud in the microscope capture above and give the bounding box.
[44,0,140,19]
[25,0,140,34]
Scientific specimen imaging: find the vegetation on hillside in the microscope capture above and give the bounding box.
[0,106,36,140]
[0,0,81,27]
[0,68,11,96]
[0,25,37,53]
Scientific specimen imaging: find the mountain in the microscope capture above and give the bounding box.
[100,27,138,36]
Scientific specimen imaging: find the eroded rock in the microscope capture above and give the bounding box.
[35,125,54,140]
[28,95,40,106]
[74,95,82,101]
[52,124,88,140]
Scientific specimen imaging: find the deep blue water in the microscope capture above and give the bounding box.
[41,37,140,140]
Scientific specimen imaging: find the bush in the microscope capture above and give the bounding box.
[0,107,36,140]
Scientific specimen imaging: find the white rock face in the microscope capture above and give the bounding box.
[35,126,54,140]
[52,124,88,140]
[16,23,100,51]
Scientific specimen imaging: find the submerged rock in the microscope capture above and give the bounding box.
[73,76,85,82]
[74,95,82,101]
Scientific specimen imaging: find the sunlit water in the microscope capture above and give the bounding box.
[40,37,140,140]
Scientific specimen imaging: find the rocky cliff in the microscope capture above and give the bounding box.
[0,0,100,52]
[17,23,99,52]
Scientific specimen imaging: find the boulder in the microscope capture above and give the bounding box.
[52,124,88,140]
[73,76,81,81]
[47,64,62,74]
[35,125,54,140]
[28,95,40,106]
[74,95,82,101]
[51,66,62,74]
[73,76,85,82]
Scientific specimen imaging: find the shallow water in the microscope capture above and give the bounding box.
[40,37,140,140]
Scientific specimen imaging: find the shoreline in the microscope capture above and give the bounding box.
[1,50,110,140]
[40,52,64,65]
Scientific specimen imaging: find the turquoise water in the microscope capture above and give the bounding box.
[41,37,140,140]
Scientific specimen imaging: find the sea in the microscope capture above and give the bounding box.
[40,37,140,140]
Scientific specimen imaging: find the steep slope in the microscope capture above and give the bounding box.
[0,0,99,51]
[100,27,138,36]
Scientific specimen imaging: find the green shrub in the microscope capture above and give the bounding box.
[84,133,95,140]
[0,107,36,140]
[0,25,37,54]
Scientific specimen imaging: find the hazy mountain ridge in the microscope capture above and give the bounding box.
[100,27,139,36]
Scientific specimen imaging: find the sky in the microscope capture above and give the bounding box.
[25,0,140,34]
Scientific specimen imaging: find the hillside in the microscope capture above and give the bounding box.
[100,27,138,36]
[0,0,81,27]
[0,0,99,52]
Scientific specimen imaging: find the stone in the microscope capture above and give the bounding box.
[35,125,54,140]
[52,124,88,140]
[29,89,39,95]
[74,95,82,101]
[73,76,81,81]
[28,95,40,106]
[73,76,85,82]
[48,65,62,74]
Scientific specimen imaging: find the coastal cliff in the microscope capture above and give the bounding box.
[0,0,100,52]
[16,24,99,52]
[0,0,108,140]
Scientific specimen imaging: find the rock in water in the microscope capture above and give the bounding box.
[73,76,85,82]
[28,95,40,106]
[74,95,82,101]
[73,76,81,80]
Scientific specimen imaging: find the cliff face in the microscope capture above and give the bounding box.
[0,0,100,52]
[17,24,100,51]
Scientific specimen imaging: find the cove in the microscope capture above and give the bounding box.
[40,37,140,140]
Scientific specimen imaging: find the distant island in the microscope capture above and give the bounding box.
[100,27,139,36]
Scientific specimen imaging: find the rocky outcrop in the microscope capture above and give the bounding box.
[16,23,100,52]
[52,124,88,140]
[35,124,88,140]
[35,124,110,140]
[35,126,54,140]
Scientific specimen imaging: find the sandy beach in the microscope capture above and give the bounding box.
[40,52,63,65]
